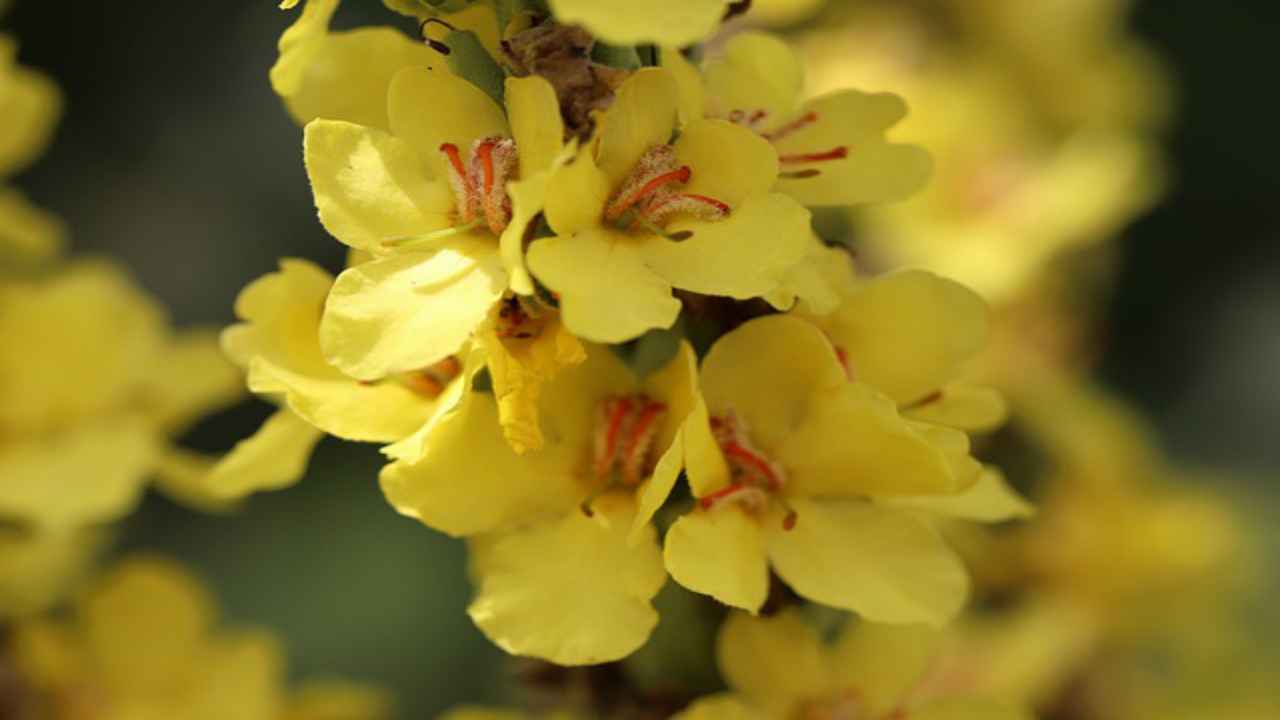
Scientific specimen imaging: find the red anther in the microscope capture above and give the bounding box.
[439,143,467,178]
[622,400,668,484]
[748,109,768,124]
[779,146,849,164]
[901,390,945,411]
[595,396,635,478]
[699,482,748,510]
[608,165,693,220]
[476,139,497,195]
[763,110,818,141]
[782,510,798,531]
[680,194,731,215]
[723,441,783,491]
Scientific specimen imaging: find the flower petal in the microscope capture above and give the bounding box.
[672,694,763,720]
[0,188,66,268]
[820,270,989,405]
[831,621,942,717]
[547,0,732,46]
[467,492,666,665]
[0,417,155,529]
[304,120,454,253]
[141,329,243,435]
[526,227,680,343]
[640,192,810,300]
[205,409,324,500]
[776,383,964,498]
[911,699,1035,720]
[0,37,61,176]
[506,75,564,178]
[665,507,769,612]
[661,46,706,126]
[388,66,509,176]
[595,68,680,187]
[767,499,969,625]
[698,315,846,455]
[632,342,701,538]
[542,151,611,237]
[703,31,804,120]
[320,240,506,380]
[675,119,779,206]
[764,238,854,316]
[905,385,1008,432]
[773,91,932,206]
[886,468,1035,523]
[716,610,834,712]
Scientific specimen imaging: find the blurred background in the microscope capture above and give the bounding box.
[3,0,1278,715]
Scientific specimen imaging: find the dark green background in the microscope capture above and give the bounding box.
[4,1,1278,715]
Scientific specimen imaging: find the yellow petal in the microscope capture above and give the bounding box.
[142,330,244,434]
[773,91,933,206]
[478,313,586,455]
[665,507,769,612]
[912,699,1035,720]
[716,610,834,712]
[379,384,595,537]
[506,75,564,177]
[885,468,1034,523]
[0,417,155,529]
[542,150,611,237]
[683,397,732,498]
[767,499,968,625]
[191,631,286,720]
[283,681,394,720]
[82,557,216,696]
[631,341,701,537]
[832,621,942,717]
[548,0,731,46]
[639,192,810,300]
[526,227,681,343]
[0,38,61,176]
[320,240,506,380]
[905,385,1008,432]
[233,259,436,442]
[675,119,779,206]
[388,66,509,177]
[672,694,763,720]
[661,46,706,126]
[0,527,100,619]
[467,493,666,665]
[0,187,65,268]
[764,238,853,316]
[499,170,547,297]
[151,446,237,514]
[304,120,454,253]
[818,270,989,405]
[703,31,804,120]
[698,315,846,455]
[595,68,680,187]
[205,409,324,500]
[776,383,963,498]
[380,345,487,464]
[438,708,529,720]
[275,27,440,131]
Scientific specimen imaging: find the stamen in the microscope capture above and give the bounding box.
[762,110,818,141]
[592,394,668,485]
[621,400,668,485]
[780,169,822,179]
[834,346,854,381]
[710,410,788,492]
[644,193,729,226]
[900,390,944,412]
[698,483,768,512]
[594,396,635,479]
[778,146,849,164]
[439,142,477,223]
[606,166,692,221]
[380,219,483,250]
[402,356,462,399]
[471,137,517,234]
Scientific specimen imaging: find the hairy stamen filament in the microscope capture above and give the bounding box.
[778,146,850,164]
[592,394,668,485]
[605,166,692,221]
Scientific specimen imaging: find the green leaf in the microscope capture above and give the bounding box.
[444,29,506,105]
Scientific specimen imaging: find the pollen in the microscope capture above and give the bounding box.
[605,145,730,229]
[592,394,669,486]
[438,137,518,235]
[402,356,463,399]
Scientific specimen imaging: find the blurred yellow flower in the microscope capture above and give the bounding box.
[675,610,1032,720]
[0,34,64,268]
[665,315,1029,624]
[0,261,241,529]
[526,67,812,343]
[667,31,932,208]
[0,527,101,619]
[547,0,734,46]
[383,342,702,664]
[281,680,394,720]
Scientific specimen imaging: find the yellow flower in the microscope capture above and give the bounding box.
[383,342,702,664]
[0,261,242,529]
[676,610,1033,720]
[305,67,570,380]
[1,35,64,269]
[281,680,394,720]
[205,258,470,500]
[664,31,933,208]
[271,0,438,130]
[0,527,102,619]
[11,556,287,720]
[547,0,734,46]
[664,315,1029,625]
[526,67,812,343]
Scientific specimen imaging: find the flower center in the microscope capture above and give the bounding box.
[494,294,552,340]
[605,145,730,234]
[592,394,668,486]
[440,137,518,235]
[728,108,849,178]
[701,410,796,529]
[400,356,462,399]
